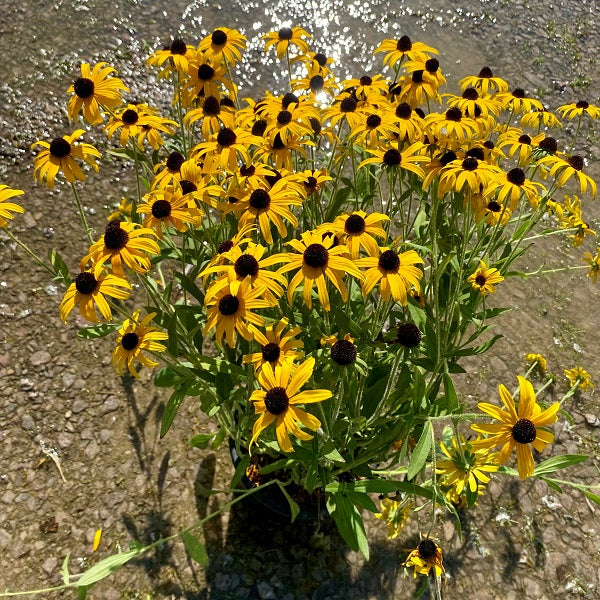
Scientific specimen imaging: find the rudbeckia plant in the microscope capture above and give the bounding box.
[5,24,599,597]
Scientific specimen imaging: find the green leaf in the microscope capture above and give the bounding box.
[407,422,432,480]
[323,448,345,463]
[277,483,300,523]
[77,323,120,339]
[329,493,369,559]
[230,452,250,488]
[61,553,71,585]
[76,549,139,586]
[160,389,185,438]
[49,249,71,285]
[181,531,209,566]
[188,433,215,450]
[174,271,204,304]
[325,479,434,500]
[533,454,588,477]
[583,490,600,506]
[443,373,458,411]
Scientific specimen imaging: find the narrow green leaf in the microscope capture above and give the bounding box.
[61,553,70,585]
[230,453,250,488]
[533,454,588,477]
[407,422,432,480]
[76,549,139,586]
[160,389,185,438]
[49,250,71,285]
[323,448,345,463]
[443,373,458,411]
[188,433,215,450]
[181,531,209,566]
[77,323,120,339]
[277,483,300,523]
[583,490,600,506]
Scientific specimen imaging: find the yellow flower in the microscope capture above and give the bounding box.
[0,185,25,227]
[263,26,311,59]
[459,67,508,95]
[374,35,438,69]
[375,497,412,539]
[496,87,543,114]
[538,154,597,198]
[525,353,548,376]
[197,28,247,65]
[67,62,128,125]
[558,100,600,120]
[59,264,131,323]
[112,311,168,377]
[467,261,504,295]
[564,367,594,391]
[471,376,560,479]
[32,130,100,188]
[583,249,600,283]
[403,539,445,578]
[322,210,389,259]
[249,357,331,453]
[147,38,196,77]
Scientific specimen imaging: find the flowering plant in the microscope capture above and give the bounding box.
[3,23,599,596]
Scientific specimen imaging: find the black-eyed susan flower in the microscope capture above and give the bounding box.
[520,107,562,130]
[201,242,288,304]
[471,376,559,479]
[112,311,168,377]
[292,68,338,99]
[472,195,512,226]
[357,248,423,305]
[374,35,438,69]
[444,87,500,119]
[358,141,428,176]
[538,154,597,198]
[249,357,331,453]
[105,104,177,150]
[232,179,303,245]
[184,95,236,139]
[583,248,600,283]
[467,261,504,295]
[182,54,231,105]
[404,539,445,578]
[404,57,446,90]
[59,264,131,323]
[67,62,128,126]
[293,50,335,76]
[395,69,440,107]
[322,210,389,259]
[243,318,304,372]
[497,128,545,165]
[391,102,424,143]
[80,220,159,278]
[558,100,600,120]
[350,108,400,148]
[32,131,100,188]
[263,26,311,59]
[107,198,133,222]
[147,38,196,76]
[436,435,499,498]
[275,230,363,311]
[264,101,319,145]
[341,74,389,101]
[437,156,502,197]
[297,168,332,197]
[197,27,247,65]
[496,87,543,115]
[253,132,310,171]
[525,353,548,376]
[151,151,187,189]
[459,66,508,95]
[423,107,481,146]
[490,167,545,210]
[0,185,24,227]
[204,278,270,347]
[137,186,196,239]
[564,366,594,391]
[321,333,358,366]
[192,127,261,172]
[322,94,365,130]
[394,322,423,348]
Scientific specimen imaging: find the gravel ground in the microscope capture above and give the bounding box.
[0,1,599,598]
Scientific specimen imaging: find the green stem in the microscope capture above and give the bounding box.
[70,182,94,244]
[2,229,56,278]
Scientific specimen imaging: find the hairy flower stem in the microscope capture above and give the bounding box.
[70,182,94,244]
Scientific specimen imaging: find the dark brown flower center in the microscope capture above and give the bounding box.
[166,151,185,172]
[282,92,299,109]
[396,35,412,51]
[474,274,487,286]
[249,189,270,210]
[49,138,71,158]
[567,155,584,171]
[264,386,289,415]
[440,151,457,166]
[425,58,439,73]
[314,53,328,66]
[359,75,373,86]
[217,240,234,254]
[512,418,537,444]
[507,167,526,185]
[265,170,282,186]
[378,249,400,272]
[272,133,286,150]
[487,200,502,212]
[234,254,260,277]
[518,134,532,144]
[418,539,437,560]
[198,63,215,81]
[345,214,366,234]
[340,97,357,113]
[331,339,357,365]
[309,117,321,135]
[277,110,293,125]
[239,164,256,177]
[75,271,98,295]
[383,149,401,166]
[121,332,139,351]
[261,342,281,363]
[122,109,139,125]
[278,27,293,40]
[251,119,268,137]
[412,70,424,83]
[462,87,479,100]
[512,88,526,98]
[303,243,329,268]
[466,147,485,161]
[539,136,558,154]
[366,114,382,129]
[395,323,422,348]
[216,128,237,147]
[446,107,462,122]
[151,199,172,219]
[395,102,412,120]
[180,180,197,195]
[211,29,227,45]
[221,97,235,108]
[218,294,239,316]
[305,176,318,192]
[170,38,187,55]
[483,140,495,150]
[104,224,129,250]
[576,100,589,109]
[478,66,493,78]
[73,77,94,99]
[309,75,324,91]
